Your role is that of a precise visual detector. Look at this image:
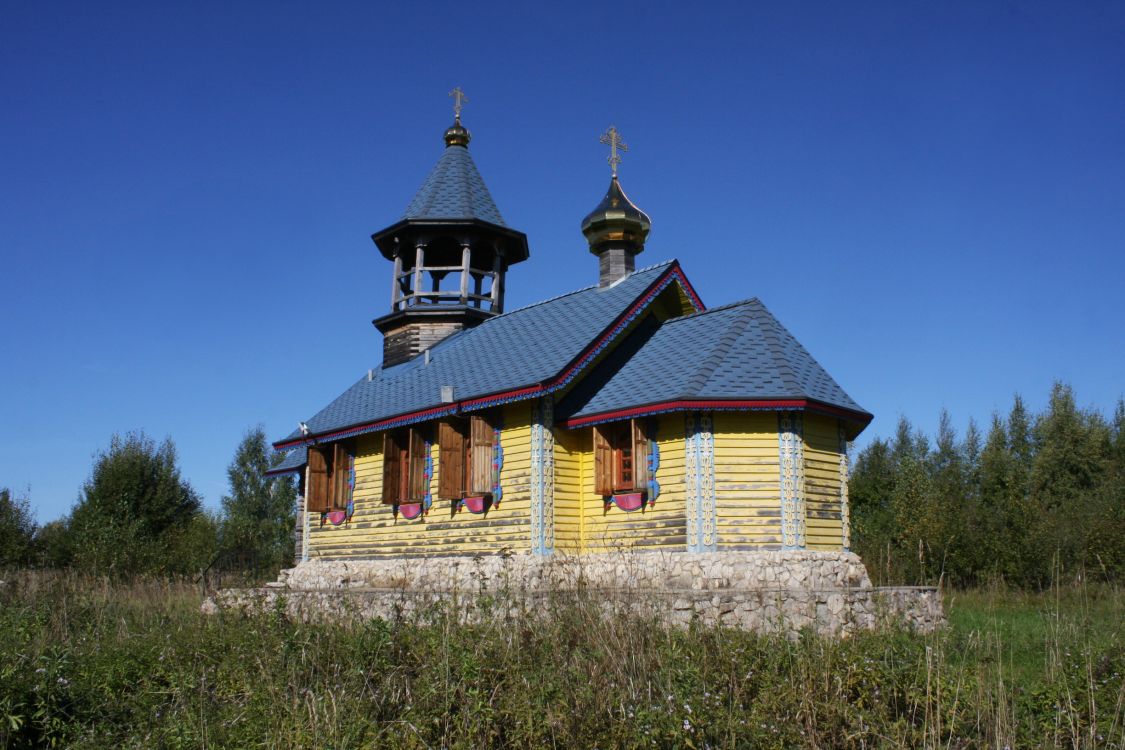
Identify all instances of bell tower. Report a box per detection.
[372,89,530,368]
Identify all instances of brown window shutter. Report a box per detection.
[381,432,401,504]
[307,445,330,513]
[469,413,495,494]
[632,419,650,491]
[593,425,613,496]
[438,419,466,500]
[408,427,428,502]
[331,442,351,510]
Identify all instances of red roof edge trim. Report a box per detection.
[264,465,302,477]
[546,264,705,393]
[274,403,457,450]
[671,265,706,312]
[458,384,545,411]
[561,399,874,429]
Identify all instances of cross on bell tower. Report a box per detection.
[370,92,530,367]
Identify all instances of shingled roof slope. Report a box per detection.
[562,298,870,422]
[401,145,507,226]
[266,445,307,477]
[276,261,681,446]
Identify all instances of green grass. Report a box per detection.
[1,571,1122,749]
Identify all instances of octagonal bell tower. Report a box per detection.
[372,90,529,368]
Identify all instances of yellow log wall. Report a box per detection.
[803,414,844,550]
[303,406,846,557]
[574,416,688,553]
[553,428,584,552]
[712,412,783,548]
[305,402,533,558]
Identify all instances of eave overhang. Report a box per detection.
[561,398,874,439]
[371,217,530,264]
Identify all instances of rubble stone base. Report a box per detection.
[206,551,944,637]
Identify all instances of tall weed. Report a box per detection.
[0,571,1121,748]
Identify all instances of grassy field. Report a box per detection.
[0,572,1122,749]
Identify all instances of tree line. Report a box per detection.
[0,427,296,578]
[850,382,1125,587]
[3,382,1123,587]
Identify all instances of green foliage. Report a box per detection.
[33,519,73,570]
[0,573,1121,748]
[851,382,1125,587]
[66,432,214,576]
[0,488,37,568]
[219,426,297,576]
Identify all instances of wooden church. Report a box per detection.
[268,97,872,561]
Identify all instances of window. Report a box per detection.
[437,413,497,501]
[306,441,353,513]
[380,427,429,504]
[593,419,650,495]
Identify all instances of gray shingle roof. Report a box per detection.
[401,145,507,226]
[560,298,870,422]
[265,445,307,476]
[277,261,681,446]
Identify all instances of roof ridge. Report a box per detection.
[459,148,506,225]
[663,296,762,323]
[368,259,679,376]
[633,258,678,274]
[500,259,676,316]
[682,304,758,397]
[755,301,802,395]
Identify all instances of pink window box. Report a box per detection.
[398,503,424,520]
[612,492,645,512]
[462,495,490,514]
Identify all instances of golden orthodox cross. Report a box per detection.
[600,126,627,178]
[449,87,468,121]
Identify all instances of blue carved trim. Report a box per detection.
[493,412,504,506]
[777,412,805,549]
[423,439,433,514]
[530,398,555,555]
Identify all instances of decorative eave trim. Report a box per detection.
[273,264,704,451]
[560,398,873,430]
[546,264,704,394]
[264,465,302,477]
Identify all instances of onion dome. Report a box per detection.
[443,118,471,148]
[580,176,652,253]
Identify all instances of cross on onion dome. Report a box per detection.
[449,87,469,121]
[599,126,628,178]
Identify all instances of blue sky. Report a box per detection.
[2,1,1123,522]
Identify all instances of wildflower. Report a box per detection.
[683,719,693,732]
[56,677,70,687]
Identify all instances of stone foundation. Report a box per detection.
[207,551,944,637]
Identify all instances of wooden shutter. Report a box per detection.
[593,425,613,496]
[632,419,650,491]
[469,413,495,494]
[408,428,428,502]
[331,442,351,509]
[438,419,466,500]
[381,432,402,504]
[307,445,330,512]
